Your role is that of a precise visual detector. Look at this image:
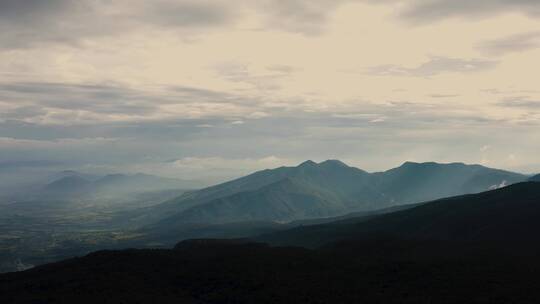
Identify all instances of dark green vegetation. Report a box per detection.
[3,182,540,303]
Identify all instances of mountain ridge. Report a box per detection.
[258,181,540,248]
[143,160,527,228]
[530,174,540,182]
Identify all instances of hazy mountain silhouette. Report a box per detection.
[43,176,93,195]
[40,173,197,199]
[371,161,524,202]
[530,174,540,182]
[145,160,526,226]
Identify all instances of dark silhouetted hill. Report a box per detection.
[2,237,540,304]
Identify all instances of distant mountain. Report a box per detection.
[43,176,92,196]
[259,181,540,248]
[144,160,526,227]
[40,173,199,200]
[530,174,540,182]
[155,178,348,225]
[371,161,525,203]
[47,170,100,183]
[92,173,196,195]
[147,160,381,225]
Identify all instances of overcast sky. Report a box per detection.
[1,0,540,182]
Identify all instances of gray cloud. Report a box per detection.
[497,96,540,109]
[0,0,355,49]
[429,94,460,98]
[0,82,157,119]
[400,0,540,24]
[0,0,236,49]
[212,62,296,92]
[0,81,281,127]
[2,0,540,50]
[138,0,236,28]
[479,31,540,56]
[254,0,351,35]
[367,56,498,77]
[0,0,115,48]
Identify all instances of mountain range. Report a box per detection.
[1,160,533,273]
[258,181,540,248]
[141,160,527,227]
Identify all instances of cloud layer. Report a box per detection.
[1,0,540,180]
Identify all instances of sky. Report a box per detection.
[1,0,540,182]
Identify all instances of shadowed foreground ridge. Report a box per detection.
[3,182,540,303]
[2,239,540,304]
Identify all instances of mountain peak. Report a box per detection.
[530,174,540,182]
[298,160,317,167]
[319,159,349,168]
[400,161,439,167]
[297,159,350,168]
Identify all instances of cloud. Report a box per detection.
[479,31,540,56]
[399,0,540,24]
[259,0,540,31]
[212,61,295,92]
[0,0,365,49]
[0,81,277,125]
[367,56,498,77]
[489,179,508,190]
[497,96,540,109]
[3,0,540,50]
[0,82,158,124]
[0,0,114,48]
[253,0,354,35]
[173,155,292,169]
[0,0,236,49]
[0,136,119,149]
[1,0,392,49]
[0,96,536,180]
[429,94,460,98]
[0,160,61,169]
[140,0,236,28]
